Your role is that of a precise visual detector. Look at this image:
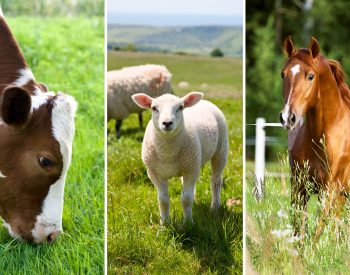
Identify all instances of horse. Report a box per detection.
[280,36,350,239]
[0,8,77,243]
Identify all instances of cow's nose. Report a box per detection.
[47,230,60,243]
[289,113,296,126]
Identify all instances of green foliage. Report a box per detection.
[1,0,104,16]
[211,48,224,57]
[107,52,243,274]
[247,0,350,160]
[0,17,104,273]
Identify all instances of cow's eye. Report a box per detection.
[39,156,53,168]
[281,72,285,79]
[308,74,314,81]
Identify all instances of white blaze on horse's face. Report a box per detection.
[280,61,316,130]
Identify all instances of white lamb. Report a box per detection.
[132,92,229,224]
[107,64,172,138]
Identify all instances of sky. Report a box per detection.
[107,0,243,26]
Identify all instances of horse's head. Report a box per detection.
[280,36,320,130]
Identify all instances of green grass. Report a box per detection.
[107,52,243,274]
[0,17,104,273]
[246,159,350,274]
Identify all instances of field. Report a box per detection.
[0,17,104,272]
[107,51,243,274]
[246,159,350,274]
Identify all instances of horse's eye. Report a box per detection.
[281,72,285,79]
[39,157,53,168]
[151,106,158,112]
[308,74,314,81]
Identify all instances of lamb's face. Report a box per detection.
[132,92,204,135]
[151,94,184,134]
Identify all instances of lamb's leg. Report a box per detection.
[138,113,143,129]
[148,171,170,224]
[181,172,199,224]
[210,153,226,209]
[116,119,122,139]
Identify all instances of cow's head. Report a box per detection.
[0,9,77,243]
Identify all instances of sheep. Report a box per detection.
[107,64,172,139]
[132,92,229,224]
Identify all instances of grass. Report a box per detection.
[0,17,104,273]
[107,52,243,274]
[246,157,350,274]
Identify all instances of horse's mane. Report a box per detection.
[292,49,350,106]
[327,59,350,106]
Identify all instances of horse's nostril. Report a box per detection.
[290,113,296,124]
[279,113,284,124]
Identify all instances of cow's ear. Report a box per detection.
[0,86,31,126]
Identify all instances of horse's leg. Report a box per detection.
[291,174,310,239]
[314,188,346,241]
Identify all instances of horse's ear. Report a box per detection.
[284,35,295,57]
[308,37,320,58]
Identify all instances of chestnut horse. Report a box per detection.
[280,36,350,238]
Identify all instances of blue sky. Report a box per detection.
[107,0,243,26]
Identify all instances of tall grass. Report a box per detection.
[0,17,104,273]
[246,156,350,274]
[107,52,243,274]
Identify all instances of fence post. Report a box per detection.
[255,118,266,199]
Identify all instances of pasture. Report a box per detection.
[246,159,350,274]
[0,17,104,272]
[107,51,243,274]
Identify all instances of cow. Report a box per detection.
[0,8,77,243]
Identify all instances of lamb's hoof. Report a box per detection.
[160,218,171,226]
[181,218,194,230]
[210,205,220,213]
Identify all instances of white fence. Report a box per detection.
[249,118,283,199]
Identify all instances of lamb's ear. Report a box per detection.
[132,93,153,109]
[0,86,31,126]
[308,37,320,58]
[182,92,203,108]
[284,35,295,57]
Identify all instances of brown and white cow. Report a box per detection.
[0,8,77,243]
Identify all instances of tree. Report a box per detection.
[211,48,224,57]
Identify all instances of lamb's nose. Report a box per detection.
[162,121,173,129]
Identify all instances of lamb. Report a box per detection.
[132,92,229,224]
[107,64,172,138]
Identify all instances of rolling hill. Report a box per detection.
[107,25,242,57]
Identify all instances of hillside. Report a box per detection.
[107,25,242,57]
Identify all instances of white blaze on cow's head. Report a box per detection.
[0,8,77,243]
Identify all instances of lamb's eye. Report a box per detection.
[281,72,285,79]
[178,105,184,111]
[151,106,158,112]
[39,156,53,168]
[308,74,314,81]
